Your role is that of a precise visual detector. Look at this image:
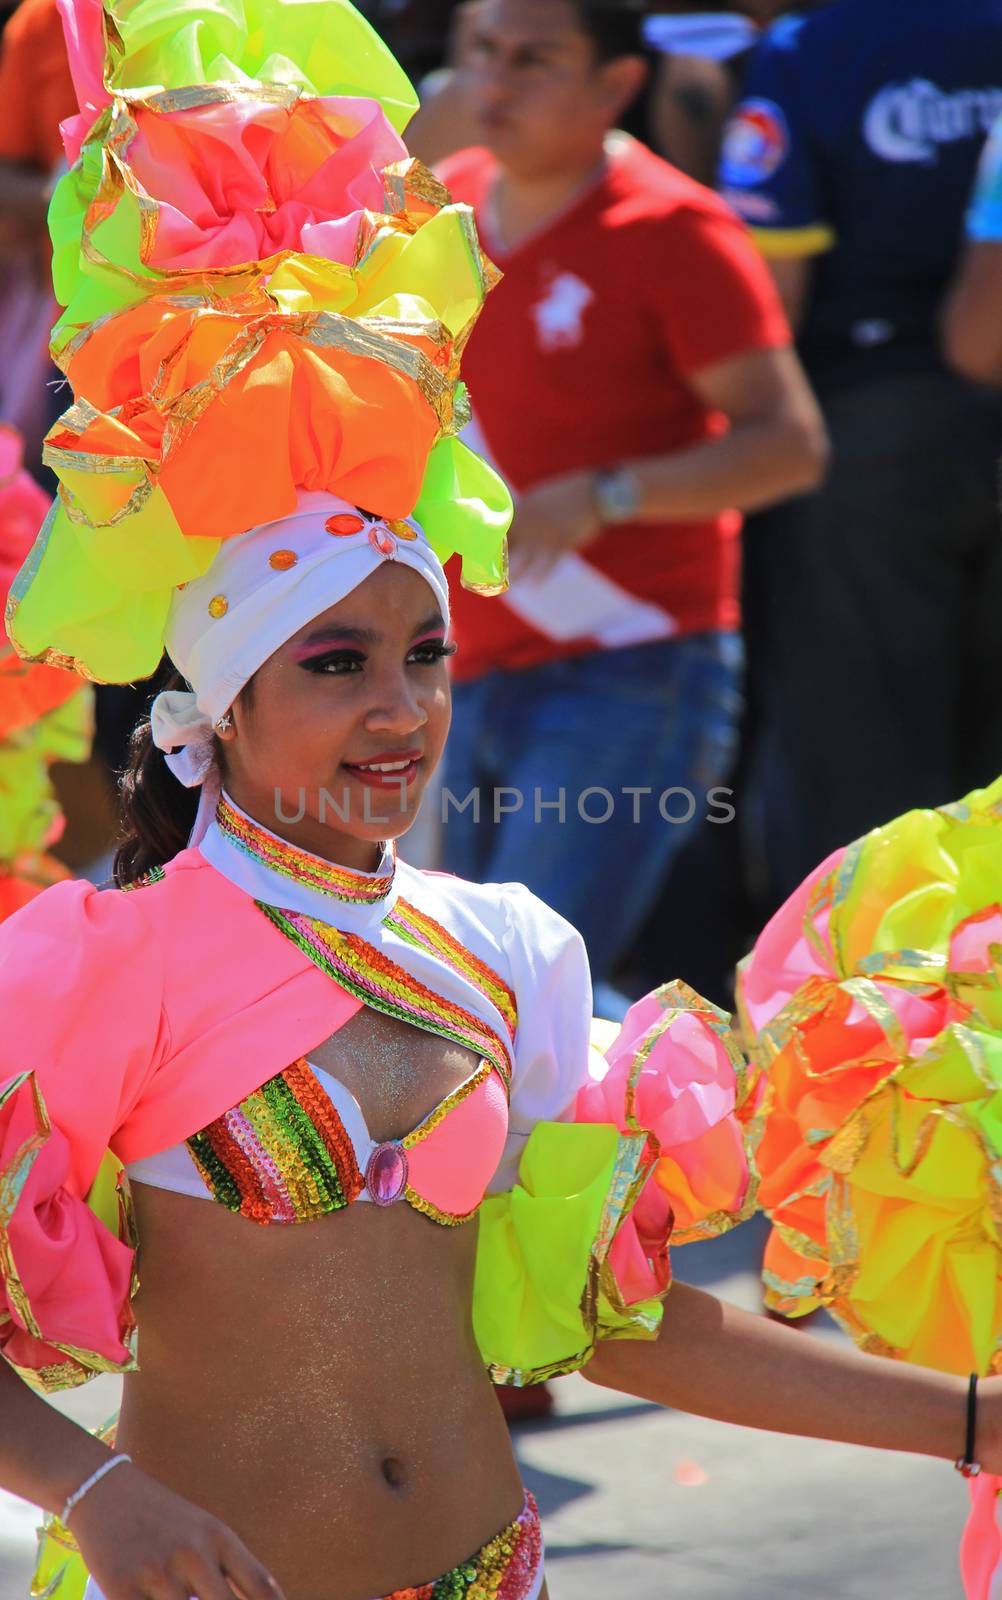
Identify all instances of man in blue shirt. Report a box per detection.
[717,0,1002,907]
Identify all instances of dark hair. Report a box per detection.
[567,0,648,60]
[114,669,202,887]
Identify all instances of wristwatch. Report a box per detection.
[593,466,641,526]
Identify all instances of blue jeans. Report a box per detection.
[442,633,743,988]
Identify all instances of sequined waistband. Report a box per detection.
[380,1491,543,1600]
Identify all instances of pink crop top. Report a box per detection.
[125,1057,510,1227]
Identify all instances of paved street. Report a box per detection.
[0,1217,969,1599]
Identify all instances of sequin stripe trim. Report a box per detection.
[403,1061,492,1148]
[223,1068,357,1220]
[397,1070,484,1211]
[388,899,517,1042]
[403,1187,472,1227]
[186,1062,363,1224]
[258,903,513,1093]
[120,864,165,892]
[383,1492,542,1599]
[284,1057,365,1202]
[188,1117,287,1222]
[216,796,395,904]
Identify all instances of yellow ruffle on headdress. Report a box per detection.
[8,0,511,683]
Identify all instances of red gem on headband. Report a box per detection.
[369,526,395,556]
[325,513,366,536]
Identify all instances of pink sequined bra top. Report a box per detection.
[125,1054,510,1227]
[125,796,516,1226]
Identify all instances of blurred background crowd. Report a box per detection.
[4,0,1002,1020]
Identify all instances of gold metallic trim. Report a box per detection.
[0,1073,139,1394]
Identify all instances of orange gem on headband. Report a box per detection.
[326,513,366,536]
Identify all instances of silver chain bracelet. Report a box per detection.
[61,1454,134,1526]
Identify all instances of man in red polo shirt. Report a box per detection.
[439,0,826,1004]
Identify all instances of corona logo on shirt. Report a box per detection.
[719,98,790,187]
[863,79,1002,164]
[531,271,595,352]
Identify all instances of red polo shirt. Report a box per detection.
[439,137,790,681]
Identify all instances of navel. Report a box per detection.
[381,1455,408,1488]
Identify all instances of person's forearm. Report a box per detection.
[0,1358,114,1514]
[627,414,827,521]
[585,1282,966,1463]
[941,242,1002,386]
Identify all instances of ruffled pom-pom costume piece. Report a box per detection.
[738,775,1002,1367]
[476,981,756,1387]
[0,425,92,917]
[737,776,1002,1598]
[0,1074,137,1393]
[6,0,512,683]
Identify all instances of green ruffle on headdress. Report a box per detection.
[9,0,511,684]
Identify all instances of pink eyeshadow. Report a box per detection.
[287,636,364,662]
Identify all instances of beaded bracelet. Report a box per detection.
[955,1374,981,1478]
[61,1454,134,1525]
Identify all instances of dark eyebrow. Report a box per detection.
[297,624,379,647]
[295,612,446,649]
[411,612,447,638]
[473,25,571,51]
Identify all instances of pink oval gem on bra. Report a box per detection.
[365,1142,409,1206]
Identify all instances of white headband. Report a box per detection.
[150,490,451,804]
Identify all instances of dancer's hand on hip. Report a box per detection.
[69,1460,285,1600]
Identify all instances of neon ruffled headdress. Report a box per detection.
[737,777,1002,1598]
[5,0,512,687]
[0,427,93,920]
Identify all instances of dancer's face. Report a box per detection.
[217,563,453,869]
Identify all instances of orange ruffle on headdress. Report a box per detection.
[7,0,512,684]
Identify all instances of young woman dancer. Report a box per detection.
[2,4,1001,1598]
[3,496,1002,1600]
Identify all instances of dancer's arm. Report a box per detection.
[585,1281,986,1467]
[0,1360,283,1600]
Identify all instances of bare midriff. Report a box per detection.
[118,1010,529,1600]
